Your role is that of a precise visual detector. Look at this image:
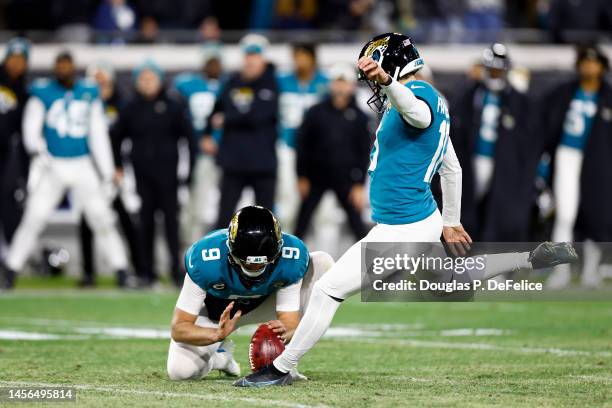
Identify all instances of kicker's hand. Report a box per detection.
[357,57,391,85]
[216,302,242,342]
[443,225,473,256]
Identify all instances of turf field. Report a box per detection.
[0,279,610,407]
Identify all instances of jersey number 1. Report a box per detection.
[424,119,450,183]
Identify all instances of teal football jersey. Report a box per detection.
[30,78,101,158]
[560,88,598,151]
[173,73,219,134]
[369,80,450,225]
[185,229,310,302]
[277,71,329,148]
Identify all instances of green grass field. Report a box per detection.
[0,278,611,407]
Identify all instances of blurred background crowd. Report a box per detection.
[0,0,611,291]
[0,0,610,43]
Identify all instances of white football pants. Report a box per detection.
[315,209,443,299]
[181,155,220,243]
[275,143,300,231]
[548,146,582,287]
[5,156,128,272]
[166,251,334,380]
[273,210,443,373]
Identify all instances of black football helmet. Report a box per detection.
[358,32,424,113]
[227,206,283,283]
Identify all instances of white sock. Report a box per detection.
[467,252,531,281]
[273,283,341,373]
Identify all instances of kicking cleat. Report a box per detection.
[529,242,578,270]
[233,364,293,387]
[217,339,241,377]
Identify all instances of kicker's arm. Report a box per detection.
[382,80,432,129]
[438,139,462,227]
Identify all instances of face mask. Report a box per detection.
[483,70,506,92]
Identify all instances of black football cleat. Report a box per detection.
[233,364,293,387]
[0,263,16,290]
[529,242,579,270]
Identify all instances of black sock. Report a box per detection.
[270,362,288,375]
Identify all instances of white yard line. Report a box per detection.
[569,374,612,383]
[0,380,325,408]
[342,338,612,358]
[0,330,88,341]
[1,317,608,359]
[0,316,168,329]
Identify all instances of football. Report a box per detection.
[248,323,285,371]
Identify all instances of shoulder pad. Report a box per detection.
[278,233,310,283]
[29,78,52,95]
[77,79,100,98]
[184,230,229,289]
[174,72,196,85]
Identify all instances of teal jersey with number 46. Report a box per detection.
[368,80,450,225]
[184,229,310,299]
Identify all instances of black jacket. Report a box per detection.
[0,65,28,152]
[451,81,535,241]
[297,96,372,184]
[538,79,612,241]
[207,64,279,174]
[112,90,193,178]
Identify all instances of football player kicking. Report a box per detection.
[166,205,334,380]
[235,33,578,387]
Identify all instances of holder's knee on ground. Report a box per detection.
[167,340,215,381]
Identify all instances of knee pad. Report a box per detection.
[167,358,210,381]
[309,251,335,275]
[167,341,215,381]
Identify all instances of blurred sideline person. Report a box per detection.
[78,61,143,287]
[451,44,533,242]
[276,43,329,229]
[203,34,280,229]
[538,46,612,288]
[167,206,334,380]
[0,51,129,289]
[294,64,370,241]
[112,60,193,287]
[173,45,223,241]
[0,38,30,248]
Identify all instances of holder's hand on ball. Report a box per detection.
[216,302,242,342]
[267,320,291,343]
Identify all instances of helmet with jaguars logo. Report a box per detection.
[227,206,283,283]
[358,33,424,112]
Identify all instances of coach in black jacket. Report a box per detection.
[0,38,30,245]
[113,60,193,287]
[294,65,370,240]
[538,46,612,242]
[203,34,279,229]
[450,44,534,241]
